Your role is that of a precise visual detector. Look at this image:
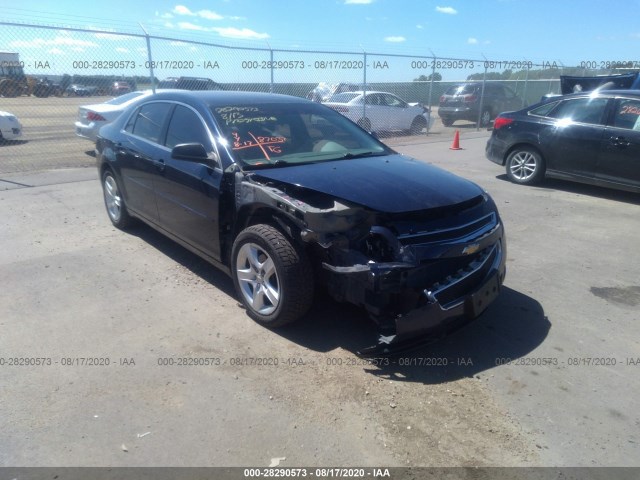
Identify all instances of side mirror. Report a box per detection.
[171,143,219,166]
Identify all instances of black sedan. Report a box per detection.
[486,90,640,193]
[97,91,506,354]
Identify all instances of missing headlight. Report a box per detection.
[364,233,396,262]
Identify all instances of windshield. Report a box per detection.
[211,102,389,169]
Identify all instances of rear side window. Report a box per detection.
[612,99,640,131]
[165,105,210,149]
[529,101,560,117]
[126,102,173,144]
[548,98,608,125]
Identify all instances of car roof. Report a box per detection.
[139,90,315,106]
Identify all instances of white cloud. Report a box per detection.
[172,5,224,20]
[48,48,64,55]
[384,36,406,43]
[211,27,269,39]
[416,24,424,29]
[436,6,458,14]
[467,37,478,44]
[170,41,188,46]
[345,0,374,4]
[173,5,195,16]
[198,9,223,20]
[177,21,208,31]
[115,47,129,53]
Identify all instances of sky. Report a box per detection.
[2,0,640,82]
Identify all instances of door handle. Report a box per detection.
[610,136,631,148]
[155,158,166,172]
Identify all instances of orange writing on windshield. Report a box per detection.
[232,131,286,161]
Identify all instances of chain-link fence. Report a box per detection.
[0,22,628,173]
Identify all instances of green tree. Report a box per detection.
[413,72,442,81]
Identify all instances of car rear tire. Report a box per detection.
[232,224,314,328]
[409,116,427,135]
[102,170,134,229]
[441,118,453,127]
[480,109,492,127]
[506,147,545,185]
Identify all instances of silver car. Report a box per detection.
[75,90,179,142]
[324,91,431,135]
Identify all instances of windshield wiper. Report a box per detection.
[243,159,290,170]
[339,151,388,160]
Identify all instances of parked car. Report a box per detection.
[66,84,97,97]
[112,81,132,96]
[306,82,361,102]
[324,91,430,134]
[0,110,23,142]
[486,90,640,193]
[157,76,224,91]
[75,89,177,142]
[96,91,506,354]
[439,82,523,127]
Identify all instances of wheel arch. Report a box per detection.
[504,142,545,166]
[228,205,305,262]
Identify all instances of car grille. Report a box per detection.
[397,212,496,246]
[426,242,500,307]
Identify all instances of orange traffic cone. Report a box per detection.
[449,130,462,150]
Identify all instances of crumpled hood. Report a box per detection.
[252,154,484,213]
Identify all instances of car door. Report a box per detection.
[381,93,414,130]
[117,102,174,222]
[363,93,389,132]
[540,97,610,179]
[597,97,640,189]
[153,104,224,260]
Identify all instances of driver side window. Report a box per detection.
[165,105,211,150]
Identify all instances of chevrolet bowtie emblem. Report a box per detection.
[462,243,480,255]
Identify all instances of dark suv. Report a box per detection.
[439,82,522,127]
[157,76,224,91]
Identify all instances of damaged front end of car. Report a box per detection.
[236,170,506,356]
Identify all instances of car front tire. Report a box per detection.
[102,170,134,229]
[232,224,314,328]
[409,116,427,135]
[506,147,545,185]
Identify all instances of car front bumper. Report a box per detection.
[323,221,506,355]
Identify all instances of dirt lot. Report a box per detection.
[1,96,639,471]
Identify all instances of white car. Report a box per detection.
[324,91,431,135]
[75,89,177,142]
[0,110,23,141]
